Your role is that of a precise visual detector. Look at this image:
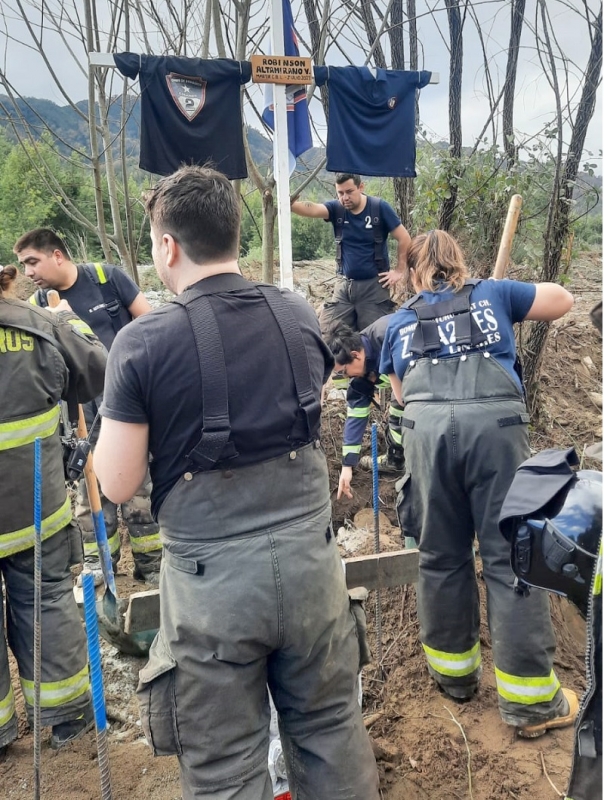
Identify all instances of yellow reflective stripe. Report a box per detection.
[331,376,348,390]
[0,686,15,727]
[21,665,89,708]
[594,540,602,597]
[376,375,390,388]
[83,529,120,557]
[495,668,560,704]
[390,429,402,445]
[347,406,370,419]
[342,445,362,456]
[0,406,60,452]
[0,497,71,558]
[28,294,39,306]
[130,533,162,554]
[69,317,95,337]
[93,263,107,284]
[389,404,405,418]
[423,641,481,677]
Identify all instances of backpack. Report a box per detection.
[334,196,384,275]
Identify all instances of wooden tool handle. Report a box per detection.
[493,194,523,279]
[47,289,61,308]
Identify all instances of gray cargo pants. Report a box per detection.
[320,275,394,335]
[139,443,379,799]
[0,526,91,747]
[76,398,161,579]
[398,354,565,726]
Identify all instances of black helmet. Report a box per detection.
[502,469,602,618]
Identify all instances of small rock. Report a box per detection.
[582,355,595,370]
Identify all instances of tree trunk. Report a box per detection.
[360,0,387,68]
[503,0,526,166]
[391,0,405,223]
[439,0,463,231]
[393,0,418,230]
[83,0,114,265]
[522,7,602,414]
[302,0,330,117]
[262,188,276,284]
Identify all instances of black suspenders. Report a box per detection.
[173,280,320,472]
[403,280,487,356]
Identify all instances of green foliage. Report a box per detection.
[0,121,599,273]
[238,183,336,262]
[573,214,602,247]
[410,138,601,274]
[291,213,333,260]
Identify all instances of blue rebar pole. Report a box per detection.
[371,424,383,668]
[33,437,42,800]
[82,571,113,800]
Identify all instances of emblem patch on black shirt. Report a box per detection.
[166,73,206,120]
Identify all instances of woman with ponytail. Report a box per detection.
[380,229,578,737]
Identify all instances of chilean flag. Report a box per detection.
[262,0,313,173]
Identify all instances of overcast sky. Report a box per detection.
[1,0,601,169]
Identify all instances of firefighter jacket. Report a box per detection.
[0,298,106,557]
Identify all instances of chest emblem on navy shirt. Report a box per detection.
[387,96,397,109]
[166,73,207,121]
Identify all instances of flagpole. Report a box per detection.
[270,0,294,290]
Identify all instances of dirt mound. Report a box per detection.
[2,251,600,799]
[318,249,601,799]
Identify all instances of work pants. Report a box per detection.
[320,276,394,335]
[76,473,162,579]
[76,395,161,579]
[397,354,565,726]
[139,443,379,800]
[0,527,91,747]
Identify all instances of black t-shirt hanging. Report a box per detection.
[114,54,252,179]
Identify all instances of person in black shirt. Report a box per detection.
[14,229,162,586]
[94,165,380,800]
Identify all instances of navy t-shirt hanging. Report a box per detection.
[114,54,252,179]
[314,66,432,178]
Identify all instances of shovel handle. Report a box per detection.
[47,289,61,307]
[493,194,523,279]
[46,289,117,596]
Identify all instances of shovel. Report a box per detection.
[47,290,157,656]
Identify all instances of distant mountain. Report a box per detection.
[0,95,599,206]
[0,94,285,170]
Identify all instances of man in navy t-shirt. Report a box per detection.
[14,228,162,587]
[291,173,410,334]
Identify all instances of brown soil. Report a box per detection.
[2,252,601,799]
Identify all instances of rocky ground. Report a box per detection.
[3,250,601,799]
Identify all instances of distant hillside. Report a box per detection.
[0,94,600,208]
[0,93,310,173]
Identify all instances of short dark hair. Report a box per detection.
[14,228,70,258]
[334,173,361,187]
[144,165,241,264]
[324,323,364,365]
